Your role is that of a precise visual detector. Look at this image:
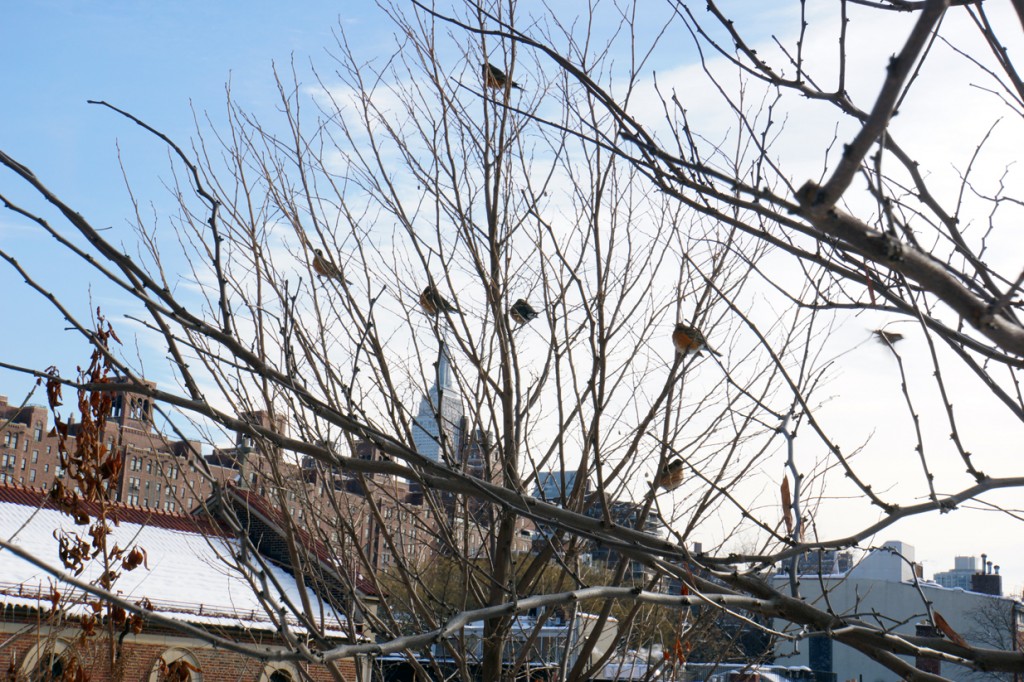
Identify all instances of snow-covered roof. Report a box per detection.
[0,487,351,638]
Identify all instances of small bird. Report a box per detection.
[672,323,720,357]
[483,63,522,91]
[655,458,685,491]
[311,249,350,283]
[874,329,904,345]
[509,299,539,325]
[420,285,458,316]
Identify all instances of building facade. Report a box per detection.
[772,541,1024,682]
[411,342,464,464]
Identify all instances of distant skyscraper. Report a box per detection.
[535,470,584,505]
[934,555,979,591]
[412,342,464,463]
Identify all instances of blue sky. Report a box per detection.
[0,0,704,400]
[1,1,374,399]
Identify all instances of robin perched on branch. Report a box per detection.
[311,249,350,284]
[483,63,522,91]
[655,458,685,491]
[509,299,540,325]
[672,323,720,357]
[420,285,458,316]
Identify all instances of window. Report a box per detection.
[19,639,77,681]
[8,433,18,449]
[148,648,202,682]
[34,423,42,441]
[258,664,294,682]
[3,432,10,447]
[46,445,51,454]
[55,466,65,479]
[146,461,152,474]
[31,450,38,463]
[29,469,36,483]
[43,463,49,473]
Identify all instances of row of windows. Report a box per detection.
[2,449,49,470]
[122,493,178,511]
[0,472,48,489]
[2,421,46,449]
[128,456,181,479]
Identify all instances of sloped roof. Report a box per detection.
[220,485,380,597]
[0,485,351,637]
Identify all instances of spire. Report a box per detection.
[412,340,464,463]
[437,340,453,390]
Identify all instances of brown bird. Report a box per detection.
[874,329,904,345]
[509,299,539,325]
[311,249,350,283]
[483,63,522,91]
[672,323,720,357]
[655,458,685,491]
[420,285,458,316]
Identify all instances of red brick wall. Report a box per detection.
[1,622,361,681]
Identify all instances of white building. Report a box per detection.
[772,541,1023,682]
[934,555,979,590]
[411,342,464,463]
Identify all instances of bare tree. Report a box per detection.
[2,1,1024,681]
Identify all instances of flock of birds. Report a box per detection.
[304,60,920,496]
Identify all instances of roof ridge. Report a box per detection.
[0,482,225,536]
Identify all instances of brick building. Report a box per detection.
[0,387,233,512]
[0,379,533,581]
[0,486,368,681]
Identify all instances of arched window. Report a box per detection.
[259,663,298,682]
[32,652,65,681]
[20,640,74,682]
[148,647,203,682]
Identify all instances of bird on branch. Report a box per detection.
[311,249,350,284]
[509,299,540,325]
[483,63,522,91]
[420,285,458,316]
[655,458,685,491]
[874,329,904,345]
[673,323,720,357]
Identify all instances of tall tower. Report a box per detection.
[412,342,464,463]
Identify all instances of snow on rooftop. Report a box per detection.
[0,499,349,637]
